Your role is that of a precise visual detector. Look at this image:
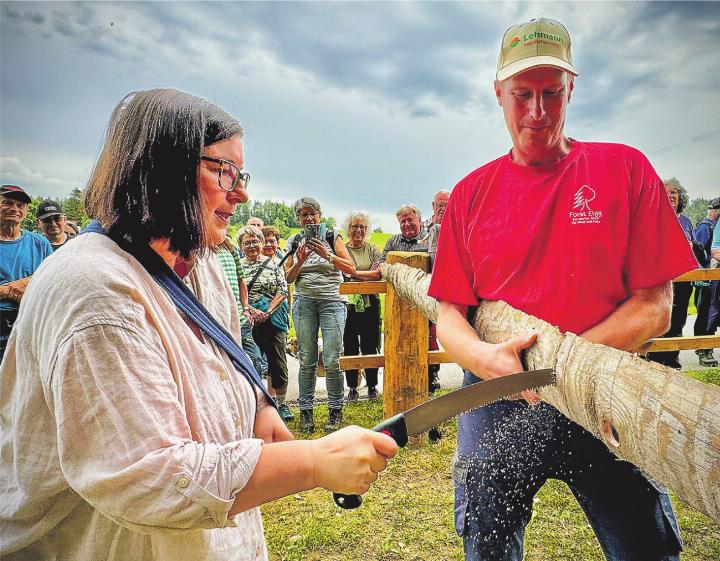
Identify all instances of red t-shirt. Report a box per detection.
[428,141,698,335]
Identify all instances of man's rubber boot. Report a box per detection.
[699,349,719,368]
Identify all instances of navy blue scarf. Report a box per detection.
[84,221,274,406]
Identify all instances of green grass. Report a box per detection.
[261,370,720,561]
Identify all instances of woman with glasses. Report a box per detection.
[260,225,285,261]
[341,211,382,402]
[0,89,396,561]
[238,225,293,422]
[284,197,356,433]
[261,224,293,321]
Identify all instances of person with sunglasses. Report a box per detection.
[0,89,396,561]
[36,199,75,252]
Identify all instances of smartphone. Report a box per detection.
[304,224,320,242]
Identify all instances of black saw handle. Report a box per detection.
[333,413,409,509]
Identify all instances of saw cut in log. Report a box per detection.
[381,261,720,523]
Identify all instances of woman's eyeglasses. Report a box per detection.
[201,156,250,193]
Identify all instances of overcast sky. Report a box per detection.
[1,1,718,231]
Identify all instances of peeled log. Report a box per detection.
[381,261,720,523]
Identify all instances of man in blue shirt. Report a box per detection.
[693,197,720,366]
[0,185,52,361]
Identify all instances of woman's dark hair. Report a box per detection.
[84,88,243,259]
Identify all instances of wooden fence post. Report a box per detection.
[383,251,430,420]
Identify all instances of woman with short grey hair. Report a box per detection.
[285,197,356,432]
[342,211,383,402]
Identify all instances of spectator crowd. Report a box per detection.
[2,181,718,421]
[0,182,720,404]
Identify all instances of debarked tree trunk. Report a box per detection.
[382,262,720,523]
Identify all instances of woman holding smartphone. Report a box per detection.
[284,197,356,433]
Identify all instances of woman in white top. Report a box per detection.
[0,88,397,561]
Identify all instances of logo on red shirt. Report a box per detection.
[570,185,603,224]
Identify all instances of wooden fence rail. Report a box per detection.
[338,259,720,429]
[339,265,720,377]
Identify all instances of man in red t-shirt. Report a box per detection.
[428,18,695,561]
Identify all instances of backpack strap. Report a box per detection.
[325,228,338,255]
[247,257,273,293]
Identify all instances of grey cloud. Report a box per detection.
[1,4,21,22]
[690,129,720,144]
[566,2,720,132]
[237,2,500,113]
[52,17,76,38]
[26,11,45,25]
[409,106,438,119]
[2,1,718,127]
[1,2,502,116]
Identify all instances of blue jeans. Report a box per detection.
[292,296,347,410]
[257,350,268,375]
[454,370,682,561]
[241,321,263,377]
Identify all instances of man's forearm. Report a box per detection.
[438,283,672,378]
[580,282,672,352]
[0,276,32,302]
[437,301,500,379]
[436,300,537,384]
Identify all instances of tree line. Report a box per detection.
[230,200,336,237]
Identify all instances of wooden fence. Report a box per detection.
[338,252,720,418]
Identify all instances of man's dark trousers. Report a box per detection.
[454,370,682,561]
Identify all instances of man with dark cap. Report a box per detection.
[693,197,720,366]
[0,185,52,360]
[429,17,691,561]
[36,199,75,252]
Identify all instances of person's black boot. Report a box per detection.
[300,409,315,432]
[367,386,379,401]
[346,388,359,403]
[429,370,441,394]
[324,408,343,432]
[699,349,719,367]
